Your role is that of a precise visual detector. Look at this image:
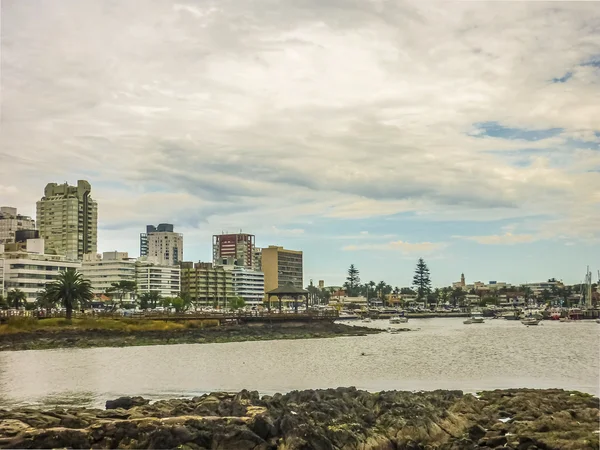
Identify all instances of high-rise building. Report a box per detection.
[81,252,137,300]
[253,247,262,271]
[0,207,36,245]
[0,237,81,301]
[36,180,97,260]
[261,245,303,292]
[180,262,234,307]
[140,223,183,265]
[135,259,181,298]
[213,232,255,268]
[225,266,265,306]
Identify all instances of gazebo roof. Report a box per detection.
[266,284,308,295]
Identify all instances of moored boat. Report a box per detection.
[338,311,360,320]
[464,312,485,324]
[389,315,408,324]
[521,317,540,326]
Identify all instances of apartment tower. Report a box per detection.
[0,207,36,245]
[36,180,97,260]
[140,223,183,266]
[261,245,303,292]
[213,232,255,268]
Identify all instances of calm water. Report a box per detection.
[0,318,598,409]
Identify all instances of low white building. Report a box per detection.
[225,266,265,306]
[81,252,137,301]
[0,238,81,302]
[135,258,181,298]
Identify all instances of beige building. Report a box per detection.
[81,252,137,299]
[261,245,303,292]
[180,262,234,308]
[140,224,183,266]
[0,207,36,245]
[36,180,97,260]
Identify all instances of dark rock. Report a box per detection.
[486,435,508,447]
[105,396,149,410]
[468,424,487,440]
[250,414,277,440]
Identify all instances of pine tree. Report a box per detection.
[412,258,432,301]
[344,264,361,297]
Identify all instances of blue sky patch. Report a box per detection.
[552,72,572,83]
[471,122,563,141]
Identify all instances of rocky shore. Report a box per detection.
[0,322,383,352]
[0,388,597,449]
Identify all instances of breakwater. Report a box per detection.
[0,388,597,449]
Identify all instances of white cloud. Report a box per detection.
[343,240,445,254]
[270,226,305,236]
[457,232,537,245]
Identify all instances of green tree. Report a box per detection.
[7,289,27,309]
[106,280,137,309]
[450,287,465,307]
[45,269,93,320]
[0,294,8,310]
[344,264,361,297]
[400,287,415,295]
[540,289,552,303]
[480,296,497,306]
[36,289,57,313]
[170,297,191,313]
[229,296,246,310]
[138,291,161,310]
[412,258,432,301]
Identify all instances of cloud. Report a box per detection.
[1,0,599,256]
[270,226,305,236]
[456,232,537,245]
[343,240,445,254]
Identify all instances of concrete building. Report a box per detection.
[135,259,181,298]
[253,247,262,271]
[81,252,137,300]
[180,262,234,307]
[261,245,303,292]
[0,207,36,245]
[0,238,81,301]
[225,266,265,306]
[36,180,97,260]
[213,233,255,269]
[140,224,183,266]
[524,280,563,296]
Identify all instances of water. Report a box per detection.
[0,318,598,409]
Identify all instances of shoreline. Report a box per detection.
[0,388,597,449]
[0,322,385,352]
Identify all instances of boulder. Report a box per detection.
[105,396,149,410]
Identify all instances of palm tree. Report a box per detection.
[36,289,57,314]
[45,269,93,320]
[7,289,27,309]
[0,293,8,310]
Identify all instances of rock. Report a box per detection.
[249,414,277,440]
[0,419,29,436]
[105,396,149,410]
[468,424,487,440]
[486,435,508,447]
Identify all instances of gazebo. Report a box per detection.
[265,284,309,313]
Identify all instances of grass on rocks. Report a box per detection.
[0,317,220,334]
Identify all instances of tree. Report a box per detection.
[400,287,415,295]
[170,296,191,313]
[36,289,57,314]
[0,294,7,310]
[412,258,432,301]
[106,280,137,309]
[7,289,27,309]
[343,265,361,297]
[45,269,93,320]
[138,291,161,310]
[450,287,465,307]
[229,296,246,310]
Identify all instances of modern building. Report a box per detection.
[225,266,265,306]
[81,252,137,300]
[213,232,255,269]
[140,224,183,266]
[180,262,234,307]
[135,259,181,298]
[253,247,262,271]
[523,280,563,296]
[0,238,81,301]
[0,207,36,245]
[36,180,97,260]
[261,245,303,292]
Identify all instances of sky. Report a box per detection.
[1,0,599,288]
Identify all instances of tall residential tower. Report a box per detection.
[36,180,97,260]
[0,207,36,245]
[261,245,303,292]
[213,232,255,268]
[140,223,183,266]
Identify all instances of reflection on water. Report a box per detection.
[0,318,598,409]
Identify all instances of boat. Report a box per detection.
[559,317,572,323]
[500,310,519,320]
[362,317,372,323]
[338,311,360,320]
[521,317,540,326]
[389,315,408,324]
[596,318,600,324]
[464,312,485,324]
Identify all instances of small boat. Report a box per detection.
[464,312,485,324]
[521,317,540,326]
[389,315,408,324]
[362,317,372,323]
[338,311,360,320]
[596,318,600,324]
[388,327,402,334]
[559,317,572,323]
[500,310,519,320]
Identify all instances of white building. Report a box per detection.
[225,266,265,306]
[0,238,81,302]
[140,224,183,266]
[0,207,36,245]
[523,280,563,296]
[135,259,181,298]
[81,252,137,301]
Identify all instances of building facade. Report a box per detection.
[81,252,137,300]
[213,233,255,269]
[225,266,265,306]
[135,260,181,298]
[140,224,183,266]
[36,180,98,260]
[181,262,234,307]
[261,245,303,292]
[0,207,36,245]
[0,238,81,301]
